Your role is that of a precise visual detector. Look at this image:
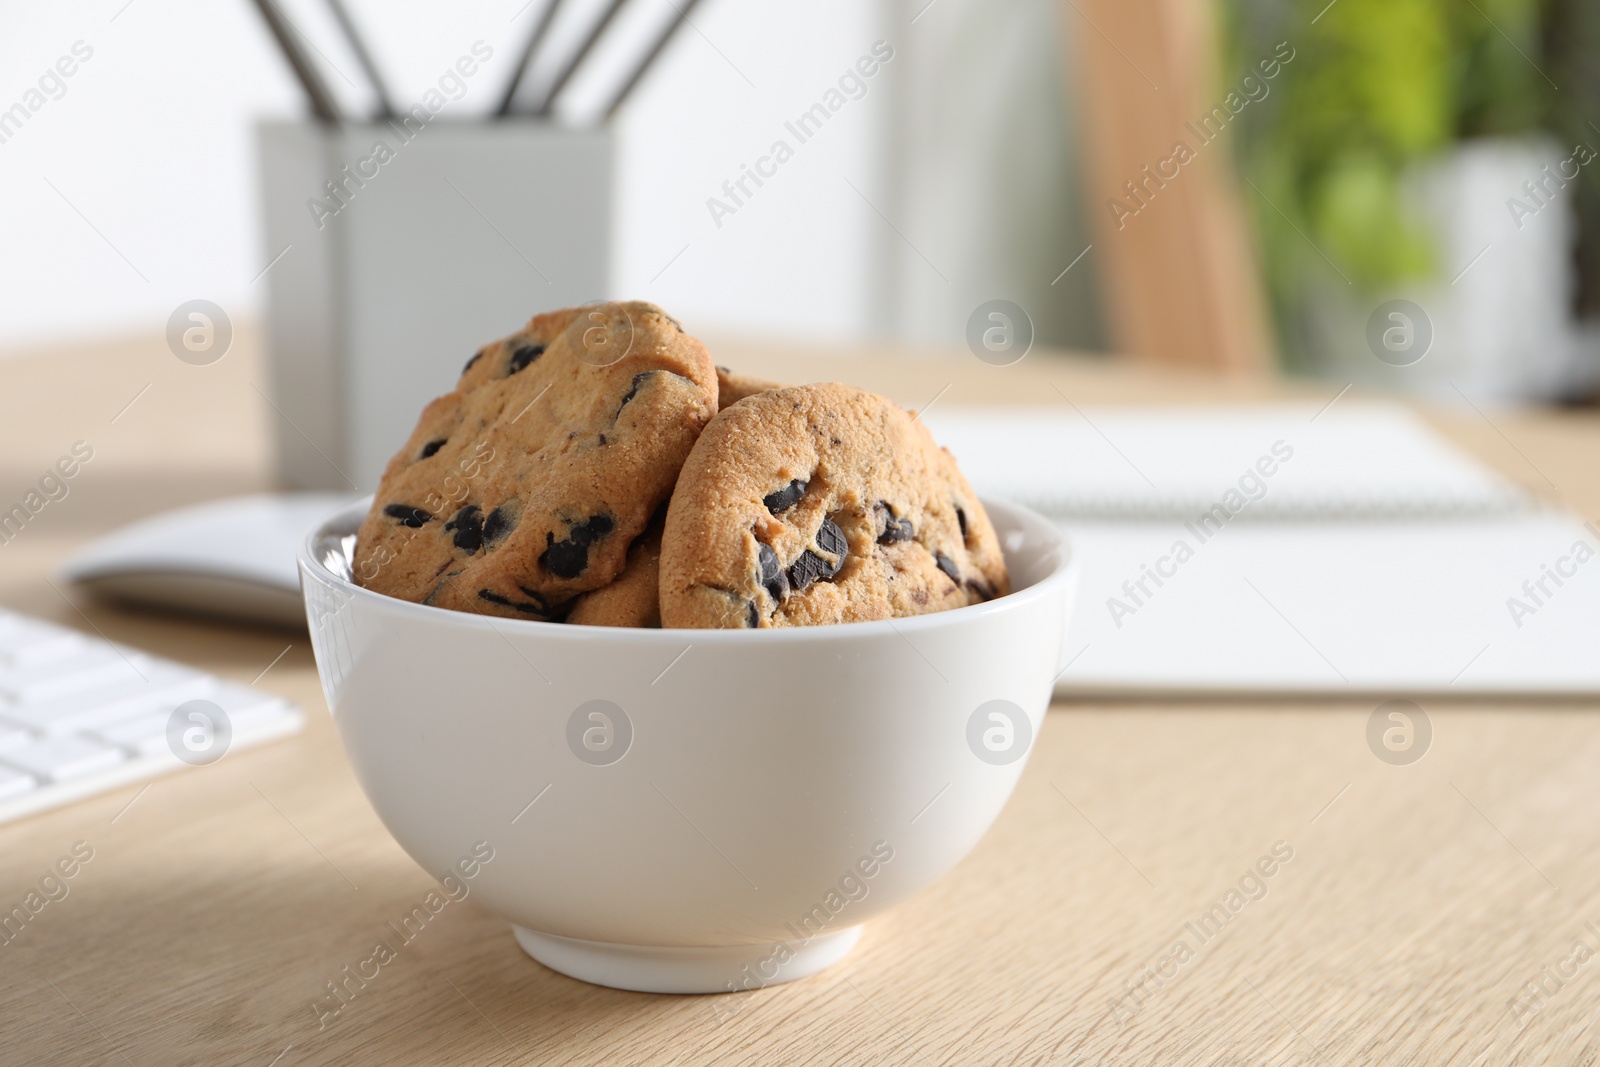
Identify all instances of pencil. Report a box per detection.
[602,0,703,119]
[250,0,342,124]
[324,0,396,119]
[533,0,628,117]
[496,0,566,117]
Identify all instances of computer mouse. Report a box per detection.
[60,493,360,629]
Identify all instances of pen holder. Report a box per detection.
[256,120,614,491]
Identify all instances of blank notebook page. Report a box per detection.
[921,405,1598,695]
[919,405,1530,519]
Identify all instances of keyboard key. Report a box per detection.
[0,767,35,801]
[0,625,89,670]
[0,611,67,638]
[0,645,148,703]
[97,712,173,757]
[0,609,304,825]
[0,724,31,751]
[0,664,216,736]
[99,690,296,756]
[0,735,126,783]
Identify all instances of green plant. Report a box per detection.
[1222,0,1558,362]
[1541,0,1600,317]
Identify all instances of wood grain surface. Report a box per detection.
[0,328,1596,1066]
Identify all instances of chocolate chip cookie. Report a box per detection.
[353,302,717,619]
[658,383,1009,628]
[715,366,785,410]
[558,366,784,627]
[564,520,663,627]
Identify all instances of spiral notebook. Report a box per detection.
[923,405,1600,695]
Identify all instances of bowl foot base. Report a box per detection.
[511,924,863,994]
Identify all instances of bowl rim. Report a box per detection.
[299,495,1074,645]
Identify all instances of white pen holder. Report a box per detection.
[256,120,614,491]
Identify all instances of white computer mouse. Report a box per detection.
[60,493,360,628]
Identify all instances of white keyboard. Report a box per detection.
[0,609,304,824]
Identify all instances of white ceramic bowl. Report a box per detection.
[299,497,1076,994]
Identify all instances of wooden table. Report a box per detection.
[1,328,1597,1066]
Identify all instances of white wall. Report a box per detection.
[890,0,1102,352]
[606,1,895,341]
[0,0,1096,353]
[0,0,292,348]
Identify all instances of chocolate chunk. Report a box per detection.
[763,479,807,514]
[745,600,760,627]
[615,371,655,419]
[580,514,616,539]
[956,506,969,539]
[419,438,446,459]
[462,349,483,374]
[788,552,830,590]
[715,364,730,374]
[816,516,847,558]
[508,343,545,374]
[936,552,961,583]
[515,585,559,613]
[383,504,432,528]
[540,514,615,579]
[445,505,484,552]
[757,541,789,602]
[875,502,914,544]
[965,578,995,601]
[542,541,585,579]
[788,518,847,591]
[479,589,553,615]
[422,571,461,606]
[483,505,517,545]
